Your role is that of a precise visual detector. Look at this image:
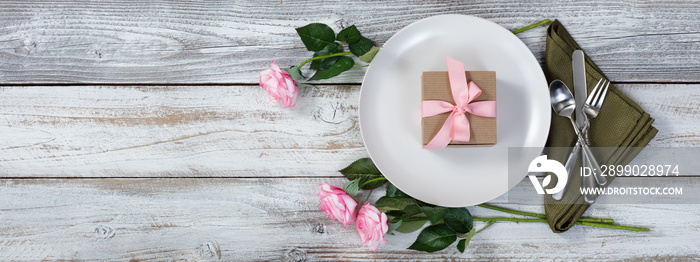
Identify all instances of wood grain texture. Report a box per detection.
[0,84,696,177]
[0,85,365,177]
[1,0,700,84]
[1,177,699,261]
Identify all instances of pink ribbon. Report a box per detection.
[421,56,497,149]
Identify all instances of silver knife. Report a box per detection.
[582,150,598,204]
[572,50,597,203]
[573,50,587,130]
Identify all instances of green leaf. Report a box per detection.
[297,83,319,90]
[395,219,428,234]
[460,228,476,252]
[336,25,362,44]
[444,208,474,234]
[308,56,354,81]
[404,205,424,217]
[386,220,402,235]
[385,183,408,198]
[421,206,448,225]
[338,158,386,189]
[349,37,374,57]
[309,42,342,70]
[295,23,336,51]
[408,224,457,253]
[311,56,340,71]
[415,200,432,208]
[381,184,422,216]
[358,46,381,63]
[284,66,303,81]
[457,239,466,253]
[374,196,418,211]
[385,210,405,220]
[342,179,360,197]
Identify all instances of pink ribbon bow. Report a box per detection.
[421,56,497,149]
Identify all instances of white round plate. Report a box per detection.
[359,15,550,207]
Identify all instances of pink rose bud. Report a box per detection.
[259,61,298,108]
[318,182,358,228]
[355,204,389,252]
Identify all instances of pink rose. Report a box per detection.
[318,182,357,228]
[259,61,297,108]
[355,204,389,252]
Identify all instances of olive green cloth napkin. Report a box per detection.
[543,20,658,233]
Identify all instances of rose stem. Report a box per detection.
[364,189,374,204]
[474,220,496,235]
[472,217,649,232]
[511,19,551,34]
[477,204,614,224]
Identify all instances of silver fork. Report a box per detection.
[583,79,611,141]
[580,79,610,203]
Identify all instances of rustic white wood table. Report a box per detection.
[1,1,699,261]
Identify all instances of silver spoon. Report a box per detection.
[549,80,599,204]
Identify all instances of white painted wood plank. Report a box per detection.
[1,0,699,83]
[0,177,698,261]
[626,84,700,147]
[0,84,696,177]
[0,84,366,177]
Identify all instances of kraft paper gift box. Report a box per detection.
[421,71,497,147]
